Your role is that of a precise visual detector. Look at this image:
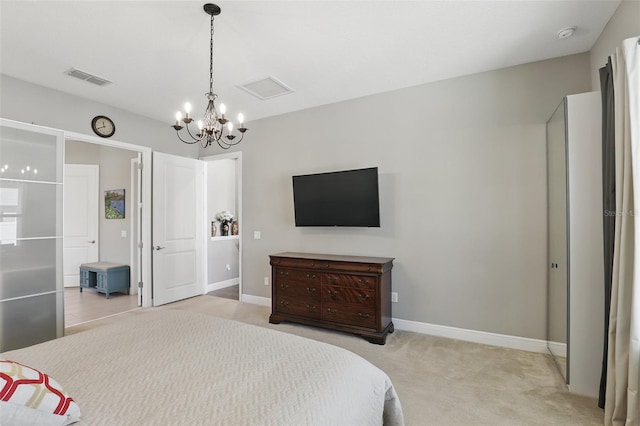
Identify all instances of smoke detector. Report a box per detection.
[557,27,576,39]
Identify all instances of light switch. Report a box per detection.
[253,231,261,240]
[121,230,127,238]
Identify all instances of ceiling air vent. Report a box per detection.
[238,76,293,100]
[65,67,112,86]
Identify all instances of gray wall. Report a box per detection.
[589,0,640,90]
[0,74,198,158]
[234,53,591,340]
[65,140,138,265]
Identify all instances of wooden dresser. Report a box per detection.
[269,252,395,344]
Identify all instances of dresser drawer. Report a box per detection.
[275,268,321,284]
[323,286,375,306]
[326,262,380,273]
[271,257,329,270]
[323,303,376,328]
[275,296,321,319]
[276,280,320,299]
[323,273,376,290]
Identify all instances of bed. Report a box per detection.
[1,309,404,425]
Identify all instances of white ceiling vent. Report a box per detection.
[65,67,112,86]
[238,76,293,100]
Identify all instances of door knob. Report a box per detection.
[154,245,165,251]
[88,240,96,244]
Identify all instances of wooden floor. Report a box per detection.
[64,287,140,327]
[65,284,237,327]
[207,284,239,300]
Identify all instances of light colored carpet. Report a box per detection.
[66,295,603,425]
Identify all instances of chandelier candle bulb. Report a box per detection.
[227,122,233,132]
[238,113,244,126]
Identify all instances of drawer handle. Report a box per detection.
[358,278,369,285]
[358,313,370,319]
[306,304,318,311]
[280,271,289,277]
[280,284,289,290]
[305,273,317,280]
[328,276,337,283]
[306,287,316,293]
[280,300,289,306]
[327,290,338,297]
[327,308,337,314]
[358,293,370,300]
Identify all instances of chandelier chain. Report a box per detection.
[209,13,214,94]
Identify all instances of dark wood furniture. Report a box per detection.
[269,252,395,344]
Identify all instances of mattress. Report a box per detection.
[1,309,404,425]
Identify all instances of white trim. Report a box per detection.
[210,235,240,241]
[206,277,239,293]
[547,341,567,358]
[241,294,271,307]
[201,151,243,302]
[63,131,153,308]
[236,293,559,354]
[392,318,551,353]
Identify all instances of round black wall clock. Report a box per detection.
[91,115,116,138]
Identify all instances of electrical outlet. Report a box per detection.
[391,292,398,303]
[254,231,261,240]
[226,264,231,271]
[264,276,269,286]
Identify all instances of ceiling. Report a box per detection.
[0,1,620,126]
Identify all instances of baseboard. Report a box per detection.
[392,318,551,354]
[206,278,239,293]
[236,295,555,353]
[547,341,567,358]
[241,294,271,307]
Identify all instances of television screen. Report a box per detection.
[292,167,380,227]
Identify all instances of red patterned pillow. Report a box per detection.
[0,360,81,425]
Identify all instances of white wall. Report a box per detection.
[230,53,591,341]
[65,140,138,265]
[589,0,640,90]
[207,159,239,284]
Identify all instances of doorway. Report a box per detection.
[63,134,152,326]
[202,152,242,301]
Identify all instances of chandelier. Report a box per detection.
[172,3,247,149]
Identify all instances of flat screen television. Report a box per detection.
[292,167,380,227]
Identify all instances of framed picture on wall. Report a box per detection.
[105,189,125,219]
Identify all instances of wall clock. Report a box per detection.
[91,115,116,138]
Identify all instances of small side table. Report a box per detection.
[79,262,130,299]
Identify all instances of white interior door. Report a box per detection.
[152,152,204,306]
[63,164,99,287]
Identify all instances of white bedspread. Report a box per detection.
[2,309,404,425]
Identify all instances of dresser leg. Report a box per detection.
[367,335,387,345]
[269,313,284,324]
[389,323,395,334]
